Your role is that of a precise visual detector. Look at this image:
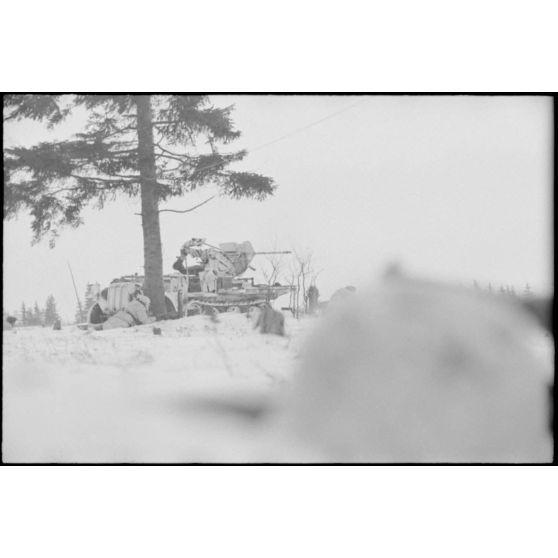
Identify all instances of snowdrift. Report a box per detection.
[3,279,554,463]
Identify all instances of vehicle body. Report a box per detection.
[87,239,293,324]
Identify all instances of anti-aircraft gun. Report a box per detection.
[173,238,293,315]
[86,239,293,324]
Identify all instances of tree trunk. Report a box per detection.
[135,95,166,318]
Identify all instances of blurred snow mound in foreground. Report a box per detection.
[3,279,554,463]
[3,313,313,462]
[285,276,553,463]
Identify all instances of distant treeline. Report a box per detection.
[472,281,534,297]
[15,295,60,327]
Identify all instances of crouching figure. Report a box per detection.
[100,294,155,330]
[254,304,285,336]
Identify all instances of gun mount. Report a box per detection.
[172,238,293,315]
[175,238,290,277]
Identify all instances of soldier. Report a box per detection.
[172,256,188,275]
[100,294,155,330]
[200,268,217,292]
[173,250,205,276]
[307,285,320,315]
[254,304,285,336]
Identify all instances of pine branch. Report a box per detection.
[154,143,191,160]
[159,195,216,213]
[70,174,138,184]
[5,94,276,247]
[48,185,106,196]
[158,164,183,173]
[3,94,70,126]
[155,152,187,163]
[134,195,216,216]
[106,148,138,155]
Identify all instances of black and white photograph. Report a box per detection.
[1,0,557,553]
[2,93,553,464]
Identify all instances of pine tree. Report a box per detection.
[27,303,35,325]
[44,294,60,325]
[523,283,533,298]
[20,302,28,326]
[31,301,43,326]
[75,301,86,324]
[487,282,493,294]
[4,95,276,316]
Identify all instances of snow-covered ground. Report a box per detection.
[3,301,554,463]
[2,313,317,463]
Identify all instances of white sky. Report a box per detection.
[3,95,553,320]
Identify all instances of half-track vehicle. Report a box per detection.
[87,239,292,324]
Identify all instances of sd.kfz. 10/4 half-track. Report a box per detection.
[87,239,293,324]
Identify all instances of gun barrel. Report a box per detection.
[219,250,291,255]
[253,251,292,255]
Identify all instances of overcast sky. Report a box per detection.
[3,95,553,321]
